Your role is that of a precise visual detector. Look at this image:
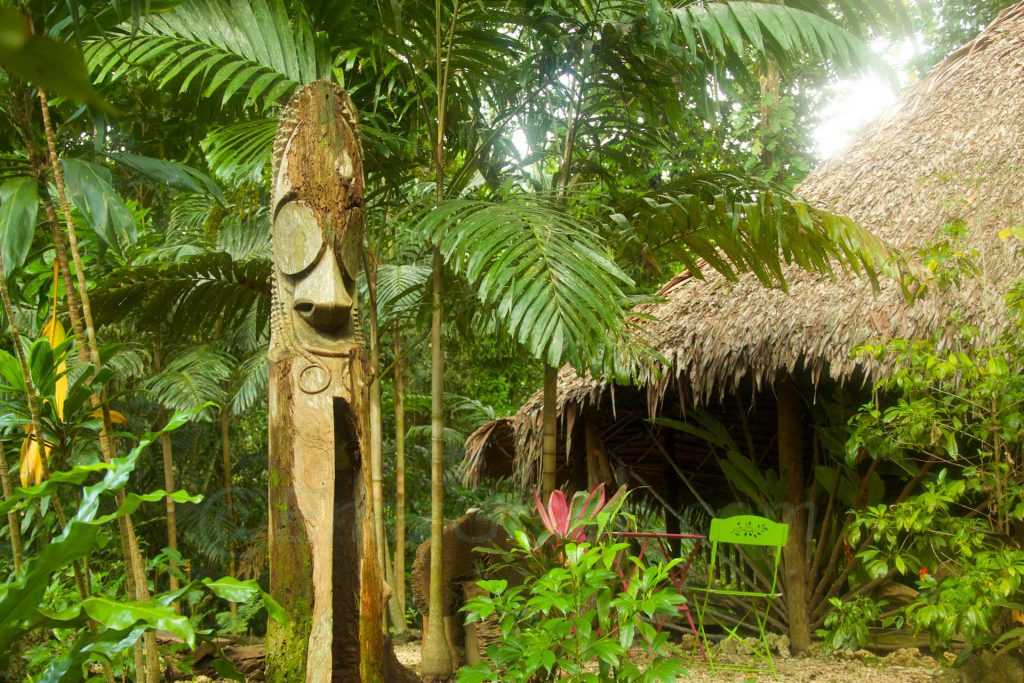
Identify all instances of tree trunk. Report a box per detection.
[0,441,22,574]
[777,377,811,653]
[365,255,387,575]
[153,345,180,601]
[541,364,558,498]
[0,261,26,573]
[422,2,454,674]
[421,247,453,678]
[160,431,180,592]
[393,330,408,626]
[220,408,238,617]
[39,88,160,683]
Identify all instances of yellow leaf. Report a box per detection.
[90,408,128,425]
[19,431,49,487]
[41,316,68,420]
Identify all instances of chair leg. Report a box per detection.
[682,605,706,661]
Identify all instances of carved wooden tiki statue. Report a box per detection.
[266,81,385,682]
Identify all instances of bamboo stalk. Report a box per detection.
[220,408,237,617]
[393,328,408,624]
[153,345,180,603]
[365,253,387,574]
[38,89,160,683]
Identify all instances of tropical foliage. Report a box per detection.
[0,0,1009,679]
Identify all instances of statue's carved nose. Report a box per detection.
[291,248,353,332]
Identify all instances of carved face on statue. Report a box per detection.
[270,82,364,357]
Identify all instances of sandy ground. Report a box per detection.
[391,638,943,682]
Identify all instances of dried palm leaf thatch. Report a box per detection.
[463,2,1024,488]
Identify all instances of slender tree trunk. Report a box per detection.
[220,408,238,617]
[160,430,180,585]
[153,345,180,601]
[0,264,26,574]
[422,1,455,677]
[541,364,558,498]
[393,330,407,620]
[383,526,407,636]
[39,88,161,683]
[777,377,811,653]
[365,255,387,574]
[41,205,118,683]
[422,247,453,678]
[0,441,22,575]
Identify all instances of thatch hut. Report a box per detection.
[461,3,1024,652]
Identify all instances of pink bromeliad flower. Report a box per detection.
[534,483,618,544]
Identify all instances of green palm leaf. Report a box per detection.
[618,187,895,291]
[673,1,886,73]
[85,0,329,111]
[229,351,268,415]
[92,252,271,334]
[200,119,276,184]
[144,344,233,417]
[375,263,431,324]
[415,198,635,368]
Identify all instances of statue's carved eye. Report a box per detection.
[273,201,325,276]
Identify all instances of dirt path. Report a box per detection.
[390,640,942,682]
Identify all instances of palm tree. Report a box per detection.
[81,0,913,673]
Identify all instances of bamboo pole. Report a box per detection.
[393,329,408,624]
[38,89,160,683]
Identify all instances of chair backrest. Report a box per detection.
[708,515,788,548]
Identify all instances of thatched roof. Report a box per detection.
[459,3,1024,486]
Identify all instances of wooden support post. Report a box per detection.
[541,364,558,498]
[568,409,588,493]
[777,377,811,653]
[584,415,614,490]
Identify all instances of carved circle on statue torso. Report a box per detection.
[298,363,331,394]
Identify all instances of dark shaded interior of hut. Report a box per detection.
[462,364,942,653]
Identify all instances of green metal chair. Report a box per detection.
[692,515,788,677]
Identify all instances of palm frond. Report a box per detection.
[673,2,885,74]
[92,252,271,336]
[618,187,896,290]
[144,344,234,416]
[229,350,268,415]
[415,198,635,368]
[85,0,329,111]
[374,262,431,324]
[200,119,276,185]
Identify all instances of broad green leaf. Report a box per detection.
[0,8,111,111]
[106,152,225,204]
[60,159,136,251]
[201,576,261,603]
[0,177,38,274]
[80,597,195,648]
